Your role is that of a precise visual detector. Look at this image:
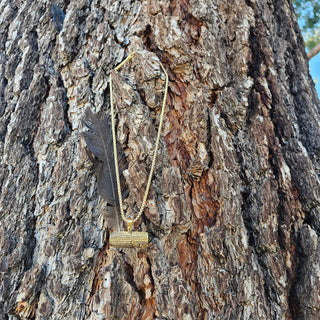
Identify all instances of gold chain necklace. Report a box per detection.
[109,52,168,248]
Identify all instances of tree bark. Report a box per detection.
[1,0,320,319]
[307,41,320,60]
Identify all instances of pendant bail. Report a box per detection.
[127,220,134,232]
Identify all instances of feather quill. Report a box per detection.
[82,109,128,230]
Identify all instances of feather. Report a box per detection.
[82,109,128,230]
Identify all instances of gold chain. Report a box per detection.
[109,52,168,232]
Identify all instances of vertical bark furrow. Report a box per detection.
[244,0,320,319]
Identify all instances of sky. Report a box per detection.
[309,54,320,97]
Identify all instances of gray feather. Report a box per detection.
[82,109,128,229]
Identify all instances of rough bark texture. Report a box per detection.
[1,0,320,319]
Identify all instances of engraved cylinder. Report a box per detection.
[109,231,149,248]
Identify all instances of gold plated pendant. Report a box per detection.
[109,231,149,248]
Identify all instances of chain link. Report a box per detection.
[109,52,168,232]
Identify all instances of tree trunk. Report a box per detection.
[1,0,320,319]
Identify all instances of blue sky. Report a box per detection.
[309,54,320,96]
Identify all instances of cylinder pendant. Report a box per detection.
[109,231,149,248]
